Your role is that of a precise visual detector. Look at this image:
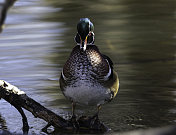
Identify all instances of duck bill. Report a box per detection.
[80,36,87,51]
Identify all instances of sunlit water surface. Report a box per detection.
[0,0,176,134]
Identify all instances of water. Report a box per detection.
[0,0,176,134]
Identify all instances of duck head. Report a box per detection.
[76,18,94,51]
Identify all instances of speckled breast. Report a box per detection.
[60,45,112,105]
[62,45,110,86]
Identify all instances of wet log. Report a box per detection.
[0,80,108,134]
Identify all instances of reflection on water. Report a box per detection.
[0,0,176,134]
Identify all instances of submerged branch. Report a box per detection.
[0,80,108,133]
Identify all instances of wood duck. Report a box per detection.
[60,18,119,120]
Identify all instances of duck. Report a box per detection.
[59,18,119,122]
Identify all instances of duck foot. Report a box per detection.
[90,114,100,129]
[70,115,80,130]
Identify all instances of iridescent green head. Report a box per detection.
[77,18,94,51]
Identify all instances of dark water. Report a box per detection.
[0,0,176,134]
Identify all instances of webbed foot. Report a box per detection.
[70,114,80,129]
[90,114,100,128]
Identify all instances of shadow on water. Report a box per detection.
[123,0,176,129]
[44,0,176,131]
[0,0,176,134]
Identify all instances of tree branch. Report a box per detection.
[0,80,108,133]
[0,0,17,33]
